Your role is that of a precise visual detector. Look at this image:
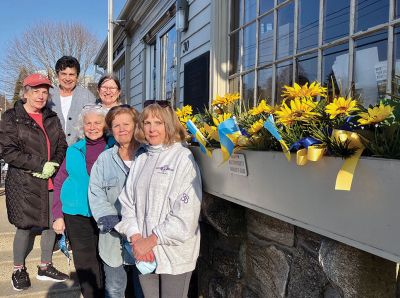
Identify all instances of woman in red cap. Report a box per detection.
[0,73,69,291]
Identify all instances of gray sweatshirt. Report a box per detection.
[115,142,202,275]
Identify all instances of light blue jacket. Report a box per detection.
[61,138,114,217]
[88,145,142,267]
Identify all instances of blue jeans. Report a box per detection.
[103,263,144,298]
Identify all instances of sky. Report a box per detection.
[0,0,126,96]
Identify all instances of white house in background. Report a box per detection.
[94,0,399,110]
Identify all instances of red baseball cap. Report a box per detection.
[23,73,53,88]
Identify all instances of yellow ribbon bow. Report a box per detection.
[296,145,326,166]
[332,129,365,191]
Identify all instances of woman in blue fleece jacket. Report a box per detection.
[115,101,202,298]
[88,105,143,298]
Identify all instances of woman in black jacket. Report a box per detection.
[0,73,69,291]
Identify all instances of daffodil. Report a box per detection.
[325,97,359,119]
[211,93,240,106]
[275,98,319,126]
[213,113,232,126]
[249,100,273,116]
[357,103,394,125]
[282,82,327,101]
[176,105,193,118]
[203,123,219,141]
[248,119,264,135]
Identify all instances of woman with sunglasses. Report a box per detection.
[115,101,202,298]
[88,105,144,298]
[52,104,115,297]
[96,74,122,110]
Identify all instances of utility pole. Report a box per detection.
[107,0,114,74]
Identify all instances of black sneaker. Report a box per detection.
[11,267,31,291]
[36,263,68,282]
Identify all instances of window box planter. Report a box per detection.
[191,146,400,262]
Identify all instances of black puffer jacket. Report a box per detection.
[0,100,67,228]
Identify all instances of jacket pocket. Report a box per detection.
[102,177,120,205]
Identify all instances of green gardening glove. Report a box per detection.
[32,162,59,179]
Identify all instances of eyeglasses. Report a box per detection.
[100,86,119,92]
[83,103,103,110]
[143,100,171,108]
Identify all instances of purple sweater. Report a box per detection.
[52,137,107,219]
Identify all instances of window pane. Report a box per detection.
[160,27,177,101]
[275,60,293,103]
[231,0,242,31]
[354,31,388,106]
[260,0,274,15]
[298,0,319,52]
[355,0,389,32]
[243,22,257,70]
[257,67,273,102]
[297,52,318,85]
[244,0,257,23]
[259,13,274,65]
[322,43,349,98]
[277,2,294,59]
[230,31,241,75]
[243,71,255,107]
[229,77,240,93]
[323,0,349,43]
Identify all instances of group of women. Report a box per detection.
[0,56,202,298]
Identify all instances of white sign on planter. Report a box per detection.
[228,153,248,176]
[191,147,400,262]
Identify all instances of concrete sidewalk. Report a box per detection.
[0,194,81,297]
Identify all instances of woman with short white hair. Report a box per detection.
[52,104,114,297]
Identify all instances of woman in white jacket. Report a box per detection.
[115,100,202,298]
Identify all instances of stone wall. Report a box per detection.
[196,193,397,298]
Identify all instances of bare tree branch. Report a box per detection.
[0,22,100,95]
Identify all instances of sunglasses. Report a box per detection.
[109,104,131,112]
[143,100,171,108]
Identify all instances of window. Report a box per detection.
[145,21,177,103]
[160,26,177,101]
[229,0,395,105]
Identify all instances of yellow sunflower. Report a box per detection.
[325,97,359,119]
[249,100,273,116]
[357,103,394,125]
[275,98,319,126]
[282,82,327,101]
[248,119,265,135]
